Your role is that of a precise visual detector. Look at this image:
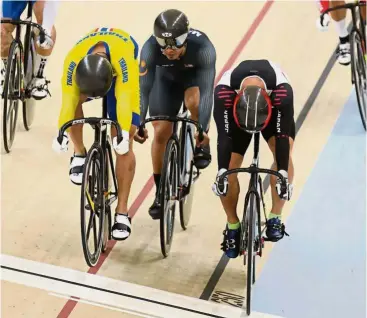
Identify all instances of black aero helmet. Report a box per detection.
[153,9,189,49]
[75,54,113,98]
[233,86,272,133]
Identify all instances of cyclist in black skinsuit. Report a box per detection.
[135,9,216,220]
[211,59,295,258]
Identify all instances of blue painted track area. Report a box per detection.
[252,90,366,318]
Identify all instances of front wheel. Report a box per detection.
[2,41,21,153]
[350,29,367,130]
[159,138,179,257]
[245,193,258,317]
[80,146,105,267]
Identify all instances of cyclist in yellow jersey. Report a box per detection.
[52,27,140,241]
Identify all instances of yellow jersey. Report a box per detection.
[58,27,140,132]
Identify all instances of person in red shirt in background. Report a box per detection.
[316,0,366,66]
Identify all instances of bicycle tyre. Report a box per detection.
[350,29,367,130]
[80,146,105,267]
[160,138,179,257]
[179,123,195,230]
[2,41,21,153]
[102,147,113,252]
[102,205,111,253]
[246,193,257,316]
[22,34,36,131]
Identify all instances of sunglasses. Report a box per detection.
[155,33,188,50]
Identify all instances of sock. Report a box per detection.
[227,222,240,230]
[153,174,161,196]
[116,212,128,219]
[334,18,349,39]
[34,54,48,78]
[268,212,281,220]
[339,35,349,45]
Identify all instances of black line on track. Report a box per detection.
[1,265,227,318]
[199,37,343,301]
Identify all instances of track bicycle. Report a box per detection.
[217,132,287,316]
[322,1,367,130]
[1,2,46,153]
[139,106,204,257]
[57,97,122,267]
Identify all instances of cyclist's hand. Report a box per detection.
[212,168,229,196]
[134,128,148,144]
[37,28,54,50]
[52,131,69,153]
[276,170,293,201]
[316,13,330,31]
[195,131,209,146]
[112,130,130,155]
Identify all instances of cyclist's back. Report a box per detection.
[62,27,138,95]
[59,27,139,130]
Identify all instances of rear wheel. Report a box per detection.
[350,29,366,130]
[80,146,105,267]
[2,41,21,153]
[160,138,179,257]
[23,35,36,131]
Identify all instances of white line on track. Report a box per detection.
[1,254,284,318]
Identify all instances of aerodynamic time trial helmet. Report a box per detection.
[153,9,190,49]
[233,86,272,133]
[75,54,113,98]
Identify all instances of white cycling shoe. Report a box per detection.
[112,213,132,241]
[337,42,351,66]
[69,153,86,185]
[30,76,50,100]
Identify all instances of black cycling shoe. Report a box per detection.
[148,199,161,220]
[193,144,211,170]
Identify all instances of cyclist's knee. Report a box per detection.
[152,121,172,144]
[1,23,14,56]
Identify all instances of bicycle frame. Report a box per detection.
[139,112,204,200]
[58,97,123,206]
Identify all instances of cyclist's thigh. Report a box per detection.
[106,78,138,138]
[262,83,295,145]
[1,1,31,19]
[149,67,184,117]
[261,111,295,152]
[183,68,199,91]
[231,121,253,156]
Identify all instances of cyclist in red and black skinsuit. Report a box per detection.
[212,59,295,259]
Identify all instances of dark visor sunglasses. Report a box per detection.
[155,33,188,49]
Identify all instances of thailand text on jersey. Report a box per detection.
[139,28,216,130]
[59,27,140,132]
